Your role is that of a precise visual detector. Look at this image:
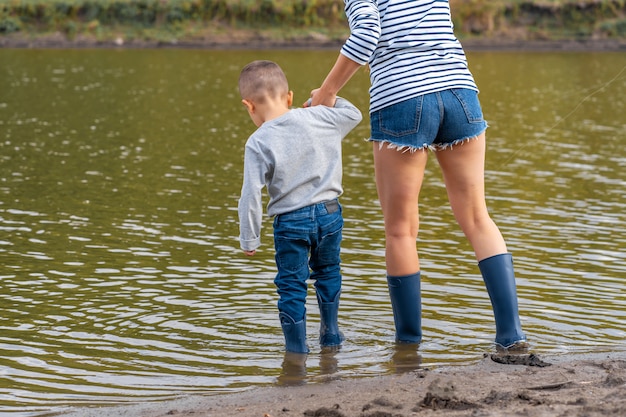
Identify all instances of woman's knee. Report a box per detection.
[384,218,419,240]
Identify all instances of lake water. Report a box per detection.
[1,48,625,416]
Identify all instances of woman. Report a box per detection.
[307,0,528,351]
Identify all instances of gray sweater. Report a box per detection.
[238,98,362,251]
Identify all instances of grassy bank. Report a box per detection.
[1,0,625,46]
[452,0,626,39]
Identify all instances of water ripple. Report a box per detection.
[1,48,625,415]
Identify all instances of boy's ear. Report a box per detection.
[242,99,255,113]
[286,91,294,107]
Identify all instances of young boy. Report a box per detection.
[237,60,362,354]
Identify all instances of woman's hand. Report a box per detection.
[304,88,337,108]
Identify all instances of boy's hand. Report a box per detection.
[243,250,256,256]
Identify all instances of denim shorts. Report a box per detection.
[370,88,488,151]
[272,200,343,321]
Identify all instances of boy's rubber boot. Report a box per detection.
[478,253,528,351]
[387,272,422,344]
[279,312,309,354]
[317,292,345,347]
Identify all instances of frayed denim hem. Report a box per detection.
[432,134,482,151]
[367,125,487,153]
[368,138,428,153]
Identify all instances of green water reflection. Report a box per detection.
[0,48,625,414]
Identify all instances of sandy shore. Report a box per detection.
[60,349,626,417]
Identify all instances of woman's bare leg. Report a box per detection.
[435,133,507,261]
[436,133,527,349]
[373,143,428,275]
[373,143,427,343]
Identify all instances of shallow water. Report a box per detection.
[0,48,625,415]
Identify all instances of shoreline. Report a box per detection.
[2,32,626,51]
[60,349,626,417]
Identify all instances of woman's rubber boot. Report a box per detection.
[478,253,528,352]
[317,292,345,348]
[387,272,422,344]
[279,312,309,354]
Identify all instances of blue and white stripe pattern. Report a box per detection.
[341,0,478,113]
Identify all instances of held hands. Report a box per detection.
[304,88,337,108]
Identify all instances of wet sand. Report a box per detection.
[61,349,626,417]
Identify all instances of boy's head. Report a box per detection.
[239,60,293,126]
[239,60,289,102]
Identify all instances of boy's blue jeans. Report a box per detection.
[272,199,343,322]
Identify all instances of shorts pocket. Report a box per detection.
[450,89,484,123]
[377,96,423,137]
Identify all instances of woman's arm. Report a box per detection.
[307,0,380,107]
[308,54,362,107]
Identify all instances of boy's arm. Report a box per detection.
[330,97,363,136]
[238,144,265,254]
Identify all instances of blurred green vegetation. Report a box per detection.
[451,0,626,39]
[0,0,625,42]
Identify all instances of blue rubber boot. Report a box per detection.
[279,312,309,354]
[478,253,528,351]
[317,292,345,348]
[387,272,422,344]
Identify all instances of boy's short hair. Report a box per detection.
[239,60,289,104]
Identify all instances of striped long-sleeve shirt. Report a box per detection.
[341,0,478,113]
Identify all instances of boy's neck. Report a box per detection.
[260,105,290,124]
[257,94,292,124]
[243,91,294,127]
